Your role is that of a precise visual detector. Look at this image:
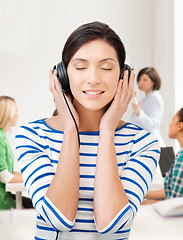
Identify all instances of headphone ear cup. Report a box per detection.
[57,61,71,94]
[119,65,126,80]
[119,64,131,82]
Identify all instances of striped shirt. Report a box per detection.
[15,119,160,240]
[164,149,183,198]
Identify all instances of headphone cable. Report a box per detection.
[61,89,80,147]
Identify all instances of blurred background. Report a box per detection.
[0,0,183,170]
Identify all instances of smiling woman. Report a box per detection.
[15,21,160,240]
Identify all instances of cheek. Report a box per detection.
[67,71,79,94]
[13,113,18,124]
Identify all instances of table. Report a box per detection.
[129,205,183,240]
[5,182,26,209]
[0,209,36,240]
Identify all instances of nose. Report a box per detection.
[87,68,100,85]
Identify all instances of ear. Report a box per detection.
[178,122,183,131]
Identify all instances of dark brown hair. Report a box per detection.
[177,108,183,122]
[62,21,126,69]
[137,67,161,90]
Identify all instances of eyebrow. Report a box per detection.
[71,58,117,63]
[71,58,87,63]
[99,58,117,63]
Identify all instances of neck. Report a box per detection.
[3,125,10,133]
[177,134,183,149]
[75,103,107,132]
[145,90,152,96]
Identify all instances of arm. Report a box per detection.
[0,136,22,183]
[145,189,166,200]
[9,172,23,183]
[131,93,163,131]
[16,70,80,232]
[46,68,80,222]
[46,128,79,221]
[94,70,134,232]
[168,154,183,198]
[94,129,129,231]
[141,188,166,205]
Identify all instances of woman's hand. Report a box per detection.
[132,100,141,116]
[100,69,134,132]
[49,69,79,131]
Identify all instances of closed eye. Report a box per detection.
[101,68,112,71]
[76,67,87,70]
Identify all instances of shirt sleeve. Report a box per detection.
[131,94,163,131]
[95,130,160,235]
[15,124,75,232]
[0,136,9,172]
[0,169,14,183]
[169,154,183,198]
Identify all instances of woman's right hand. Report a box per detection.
[49,69,79,131]
[132,91,141,116]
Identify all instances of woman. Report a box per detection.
[0,96,23,209]
[142,108,183,204]
[131,67,165,147]
[15,22,160,240]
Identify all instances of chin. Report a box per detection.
[83,105,106,112]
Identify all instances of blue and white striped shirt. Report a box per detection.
[15,119,160,240]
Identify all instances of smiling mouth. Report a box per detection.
[83,91,104,95]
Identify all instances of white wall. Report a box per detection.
[0,0,176,163]
[152,0,175,148]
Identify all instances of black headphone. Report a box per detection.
[53,61,131,95]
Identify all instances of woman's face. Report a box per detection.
[168,113,180,139]
[67,39,120,112]
[137,74,154,95]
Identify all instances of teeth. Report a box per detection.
[85,91,102,95]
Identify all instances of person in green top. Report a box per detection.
[0,96,32,209]
[142,107,183,204]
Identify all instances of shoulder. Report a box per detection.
[0,129,6,147]
[16,118,50,140]
[177,150,183,162]
[117,122,157,142]
[145,91,163,107]
[120,122,160,151]
[16,118,63,142]
[150,90,163,101]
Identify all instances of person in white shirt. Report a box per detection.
[131,67,165,147]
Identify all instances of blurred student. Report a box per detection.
[0,96,32,209]
[131,67,165,147]
[142,108,183,204]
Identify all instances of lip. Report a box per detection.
[82,89,105,98]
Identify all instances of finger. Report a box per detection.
[49,69,56,96]
[128,69,135,92]
[123,69,134,103]
[119,70,130,101]
[120,70,134,110]
[49,70,61,102]
[116,79,123,96]
[54,76,62,93]
[49,69,57,91]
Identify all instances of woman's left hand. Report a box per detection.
[100,69,134,132]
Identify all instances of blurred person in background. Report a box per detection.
[142,108,183,204]
[130,67,164,183]
[0,96,32,209]
[131,67,164,147]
